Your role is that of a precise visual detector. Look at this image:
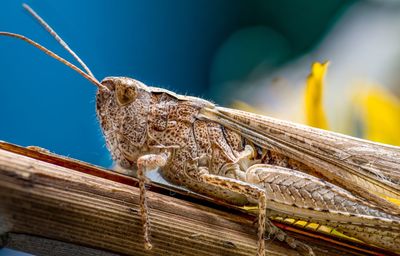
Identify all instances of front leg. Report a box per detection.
[136,152,170,250]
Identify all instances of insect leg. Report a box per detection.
[199,172,267,256]
[136,152,170,250]
[239,164,315,256]
[264,218,315,256]
[246,163,400,254]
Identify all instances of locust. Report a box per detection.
[1,4,400,256]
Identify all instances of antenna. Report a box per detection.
[22,3,96,78]
[0,32,108,90]
[0,4,108,90]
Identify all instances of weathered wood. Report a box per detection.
[3,233,120,256]
[0,142,389,256]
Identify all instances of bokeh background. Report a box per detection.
[2,0,400,255]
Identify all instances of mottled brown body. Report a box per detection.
[98,78,245,203]
[97,78,305,202]
[96,77,400,254]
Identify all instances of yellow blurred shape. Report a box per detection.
[241,205,259,211]
[271,217,363,243]
[383,195,400,206]
[354,86,400,146]
[304,62,329,129]
[317,225,333,233]
[305,223,320,230]
[294,220,307,227]
[330,229,362,242]
[283,218,295,224]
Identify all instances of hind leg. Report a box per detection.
[245,164,315,256]
[188,170,267,256]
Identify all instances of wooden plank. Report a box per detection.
[0,142,389,255]
[3,233,120,256]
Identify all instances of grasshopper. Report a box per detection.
[1,4,400,256]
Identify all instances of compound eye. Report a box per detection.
[116,85,137,106]
[101,79,115,91]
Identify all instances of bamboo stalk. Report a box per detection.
[0,142,386,256]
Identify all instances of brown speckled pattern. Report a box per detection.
[96,77,400,254]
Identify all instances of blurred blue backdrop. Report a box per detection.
[0,0,350,167]
[0,0,250,168]
[0,1,352,255]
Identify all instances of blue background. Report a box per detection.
[0,1,351,255]
[0,0,249,168]
[0,0,349,167]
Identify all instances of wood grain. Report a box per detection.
[0,142,389,256]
